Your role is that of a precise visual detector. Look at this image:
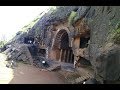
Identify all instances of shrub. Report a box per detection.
[68,11,77,25]
[112,28,120,44]
[0,41,7,48]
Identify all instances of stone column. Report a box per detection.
[65,50,68,62]
[74,55,79,68]
[63,50,66,62]
[70,50,73,63]
[61,49,64,62]
[46,47,48,59]
[67,50,70,63]
[74,56,77,68]
[59,49,62,62]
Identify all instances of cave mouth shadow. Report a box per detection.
[77,57,92,68]
[79,37,90,48]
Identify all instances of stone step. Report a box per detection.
[74,73,94,84]
[47,64,61,71]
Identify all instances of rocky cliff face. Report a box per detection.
[86,6,120,81]
[2,6,120,83]
[31,6,120,82]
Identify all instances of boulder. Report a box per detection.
[95,43,120,81]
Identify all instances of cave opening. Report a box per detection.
[78,57,92,67]
[79,37,90,48]
[28,45,38,56]
[60,32,74,63]
[53,29,74,64]
[38,49,46,57]
[60,32,69,49]
[24,37,34,44]
[76,30,91,68]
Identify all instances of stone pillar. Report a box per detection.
[74,56,77,68]
[70,50,73,63]
[61,49,64,62]
[59,49,62,62]
[46,47,49,59]
[63,50,66,62]
[70,38,74,47]
[67,50,70,63]
[72,51,74,63]
[65,50,68,62]
[74,56,79,68]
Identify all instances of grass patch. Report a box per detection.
[112,28,120,44]
[108,21,120,45]
[111,21,120,44]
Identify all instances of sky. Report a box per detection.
[0,6,50,41]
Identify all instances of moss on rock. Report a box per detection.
[112,28,120,44]
[68,11,77,25]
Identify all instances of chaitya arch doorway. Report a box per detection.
[52,29,74,64]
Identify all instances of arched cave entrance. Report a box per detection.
[53,29,74,64]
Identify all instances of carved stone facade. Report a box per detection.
[3,6,120,83]
[39,18,91,68]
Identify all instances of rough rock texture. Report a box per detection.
[96,43,120,81]
[86,6,120,81]
[2,6,120,83]
[32,6,90,46]
[34,6,120,81]
[4,44,34,65]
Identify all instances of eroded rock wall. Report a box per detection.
[87,6,120,81]
[2,6,120,82]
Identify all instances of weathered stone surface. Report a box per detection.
[95,43,120,80]
[17,54,27,61]
[47,64,61,71]
[4,43,34,65]
[61,65,75,72]
[31,6,90,46]
[4,48,12,55]
[6,60,18,69]
[87,6,120,81]
[33,56,49,68]
[2,6,120,83]
[83,78,100,84]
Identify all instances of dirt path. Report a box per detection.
[0,53,66,84]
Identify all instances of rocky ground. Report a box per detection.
[0,52,95,84]
[0,53,66,84]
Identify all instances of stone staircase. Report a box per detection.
[62,66,94,84]
[73,72,94,84]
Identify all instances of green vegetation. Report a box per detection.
[68,11,77,25]
[112,28,120,44]
[115,21,120,29]
[110,21,120,44]
[0,40,7,48]
[108,21,120,45]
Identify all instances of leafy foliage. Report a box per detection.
[112,28,120,44]
[68,11,77,25]
[115,21,120,29]
[0,40,7,48]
